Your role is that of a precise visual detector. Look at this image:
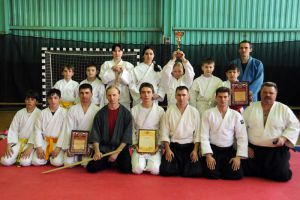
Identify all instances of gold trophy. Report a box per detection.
[174,31,184,50]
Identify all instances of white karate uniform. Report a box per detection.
[31,107,67,166]
[129,62,165,106]
[100,60,134,109]
[160,104,200,144]
[53,79,79,102]
[201,107,248,158]
[131,103,165,175]
[190,75,222,115]
[56,103,100,166]
[243,101,300,147]
[1,107,41,166]
[160,60,195,106]
[77,79,106,108]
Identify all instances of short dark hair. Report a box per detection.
[106,85,120,94]
[216,86,231,96]
[225,63,240,73]
[79,83,93,93]
[86,62,97,69]
[47,88,61,98]
[201,58,215,66]
[261,82,278,92]
[175,85,189,93]
[139,82,154,94]
[25,90,39,100]
[112,43,122,51]
[61,64,74,72]
[239,40,252,48]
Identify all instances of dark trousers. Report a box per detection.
[86,146,132,174]
[202,144,243,180]
[242,144,292,182]
[160,143,202,177]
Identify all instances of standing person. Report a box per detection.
[129,46,165,106]
[53,64,79,109]
[231,40,264,102]
[242,82,300,181]
[159,86,202,177]
[131,82,165,175]
[201,87,248,180]
[31,89,67,167]
[1,90,41,166]
[160,50,195,106]
[86,85,132,173]
[78,63,105,108]
[100,44,134,110]
[54,83,100,166]
[190,58,222,115]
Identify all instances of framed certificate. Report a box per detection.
[231,81,249,106]
[69,130,89,155]
[138,129,156,153]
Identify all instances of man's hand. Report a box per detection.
[273,136,287,147]
[206,154,216,170]
[190,150,199,163]
[21,144,34,159]
[165,148,174,162]
[36,147,45,159]
[93,150,103,161]
[229,156,241,171]
[108,152,119,162]
[51,147,61,158]
[4,144,14,158]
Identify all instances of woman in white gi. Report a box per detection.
[1,90,41,166]
[131,82,165,175]
[100,44,134,110]
[160,51,195,106]
[129,46,165,106]
[31,89,67,166]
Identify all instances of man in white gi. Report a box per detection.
[131,82,165,175]
[53,83,100,166]
[160,86,202,177]
[242,82,300,181]
[201,87,248,180]
[100,44,134,110]
[1,90,41,166]
[160,51,195,106]
[31,89,67,166]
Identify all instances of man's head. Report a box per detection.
[201,58,215,77]
[215,87,230,108]
[47,88,61,109]
[62,64,74,80]
[85,63,98,79]
[79,83,93,104]
[139,82,154,104]
[106,85,120,105]
[260,82,278,106]
[239,40,253,59]
[25,90,39,111]
[225,64,240,83]
[175,86,190,106]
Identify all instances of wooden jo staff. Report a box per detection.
[42,149,121,174]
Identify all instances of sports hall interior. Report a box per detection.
[0,0,299,200]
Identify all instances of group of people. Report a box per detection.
[1,41,299,182]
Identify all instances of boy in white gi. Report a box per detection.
[100,44,134,110]
[131,82,165,175]
[78,63,105,108]
[1,90,41,166]
[160,86,202,177]
[190,58,222,115]
[53,64,79,109]
[129,46,165,106]
[31,89,67,166]
[160,50,195,106]
[242,82,300,181]
[53,83,100,166]
[201,87,248,179]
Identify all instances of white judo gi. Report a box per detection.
[131,103,165,175]
[53,79,79,107]
[100,60,134,110]
[1,107,41,166]
[160,60,195,106]
[56,103,100,166]
[129,63,165,106]
[190,75,222,115]
[31,106,67,166]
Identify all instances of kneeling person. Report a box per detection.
[87,85,132,173]
[131,82,165,175]
[201,87,248,180]
[160,86,202,177]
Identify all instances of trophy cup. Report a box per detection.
[174,31,184,50]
